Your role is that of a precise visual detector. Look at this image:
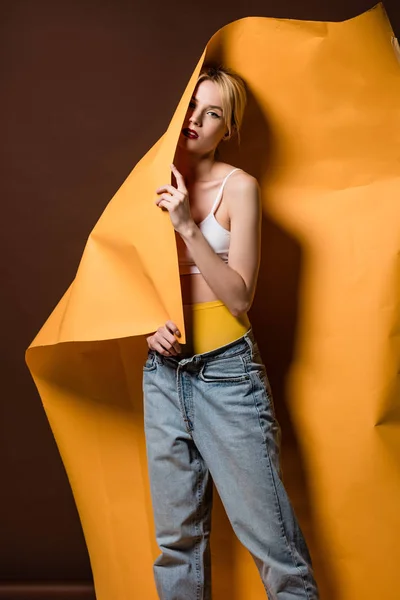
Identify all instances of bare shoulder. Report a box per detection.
[230,169,259,193]
[218,163,258,188]
[225,168,260,215]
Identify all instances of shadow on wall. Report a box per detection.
[204,53,338,599]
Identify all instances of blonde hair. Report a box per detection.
[196,64,247,144]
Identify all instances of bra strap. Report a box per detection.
[210,168,241,215]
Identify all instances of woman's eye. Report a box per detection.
[187,102,220,118]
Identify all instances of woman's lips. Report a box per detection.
[182,128,198,139]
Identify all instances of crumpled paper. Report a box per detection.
[26,4,400,599]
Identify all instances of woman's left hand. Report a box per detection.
[155,164,195,235]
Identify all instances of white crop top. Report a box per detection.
[177,168,241,275]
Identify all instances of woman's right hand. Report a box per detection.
[146,320,182,356]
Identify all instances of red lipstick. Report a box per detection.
[182,127,199,139]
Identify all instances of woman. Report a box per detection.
[143,65,319,600]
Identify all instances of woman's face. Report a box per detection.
[178,79,229,156]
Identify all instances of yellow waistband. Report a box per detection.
[180,300,251,356]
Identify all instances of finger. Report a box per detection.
[153,340,173,356]
[165,321,181,337]
[153,334,176,355]
[156,184,178,195]
[169,336,181,354]
[170,164,187,191]
[146,335,155,349]
[164,326,181,355]
[155,193,177,207]
[158,192,177,202]
[160,325,181,354]
[154,329,178,355]
[155,198,173,210]
[148,328,180,356]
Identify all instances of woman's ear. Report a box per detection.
[223,124,237,141]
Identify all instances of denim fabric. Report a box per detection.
[143,327,319,600]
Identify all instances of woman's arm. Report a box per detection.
[179,174,262,316]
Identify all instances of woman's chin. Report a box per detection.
[177,138,202,154]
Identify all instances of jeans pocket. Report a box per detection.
[143,350,157,372]
[198,355,250,383]
[255,366,277,417]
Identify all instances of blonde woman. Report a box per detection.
[143,65,319,600]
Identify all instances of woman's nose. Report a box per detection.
[189,111,201,126]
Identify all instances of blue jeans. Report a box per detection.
[143,327,319,600]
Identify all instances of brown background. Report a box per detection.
[1,0,399,597]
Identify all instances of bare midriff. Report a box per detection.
[180,272,219,305]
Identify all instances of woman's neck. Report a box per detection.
[173,149,218,185]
